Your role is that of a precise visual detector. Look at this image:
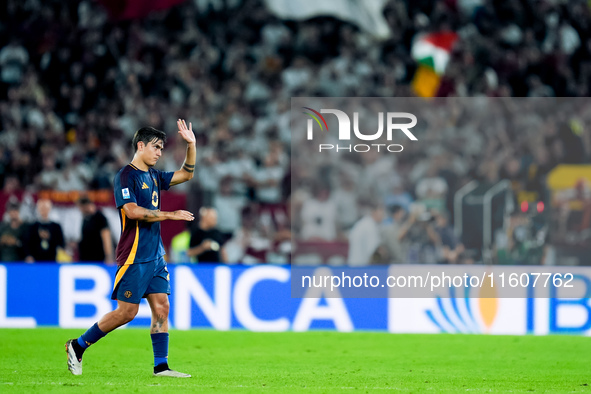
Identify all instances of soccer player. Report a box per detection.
[66,120,196,377]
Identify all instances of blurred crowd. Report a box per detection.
[291,98,591,265]
[1,0,591,264]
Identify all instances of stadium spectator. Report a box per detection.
[225,205,273,264]
[414,164,448,213]
[503,212,549,265]
[555,178,591,241]
[347,201,385,266]
[396,204,440,264]
[383,176,414,213]
[380,205,408,264]
[25,198,65,263]
[195,150,221,206]
[433,211,465,264]
[37,154,61,190]
[170,224,191,263]
[77,196,113,264]
[55,159,93,192]
[300,182,338,241]
[213,176,247,238]
[0,39,29,87]
[330,173,359,232]
[357,150,396,201]
[0,199,28,262]
[188,207,228,263]
[246,150,285,205]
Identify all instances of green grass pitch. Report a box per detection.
[1,328,590,393]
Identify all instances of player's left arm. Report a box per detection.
[170,119,196,187]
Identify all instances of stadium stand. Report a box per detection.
[1,0,591,264]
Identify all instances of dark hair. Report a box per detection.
[388,204,404,216]
[312,181,330,197]
[78,195,92,205]
[359,197,381,211]
[132,127,167,153]
[6,198,20,211]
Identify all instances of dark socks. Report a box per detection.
[75,322,107,358]
[154,363,170,373]
[151,332,169,368]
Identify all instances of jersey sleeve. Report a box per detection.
[114,170,137,208]
[158,170,175,191]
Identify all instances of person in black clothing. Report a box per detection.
[187,207,227,263]
[25,198,65,262]
[433,211,464,264]
[0,200,28,262]
[77,196,113,264]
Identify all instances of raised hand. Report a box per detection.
[177,119,196,145]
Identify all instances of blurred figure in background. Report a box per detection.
[300,182,337,241]
[188,207,228,263]
[397,203,440,264]
[169,224,191,263]
[380,205,408,264]
[331,173,359,232]
[225,205,273,264]
[415,164,448,213]
[504,212,549,265]
[77,196,113,264]
[347,200,385,266]
[213,176,246,239]
[556,178,591,242]
[0,199,28,262]
[245,151,285,205]
[0,38,29,87]
[25,198,65,262]
[433,211,464,264]
[383,176,413,213]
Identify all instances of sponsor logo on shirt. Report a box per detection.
[142,182,149,189]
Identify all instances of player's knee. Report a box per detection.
[154,301,169,317]
[119,307,138,323]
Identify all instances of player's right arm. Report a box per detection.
[122,202,194,223]
[115,167,193,223]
